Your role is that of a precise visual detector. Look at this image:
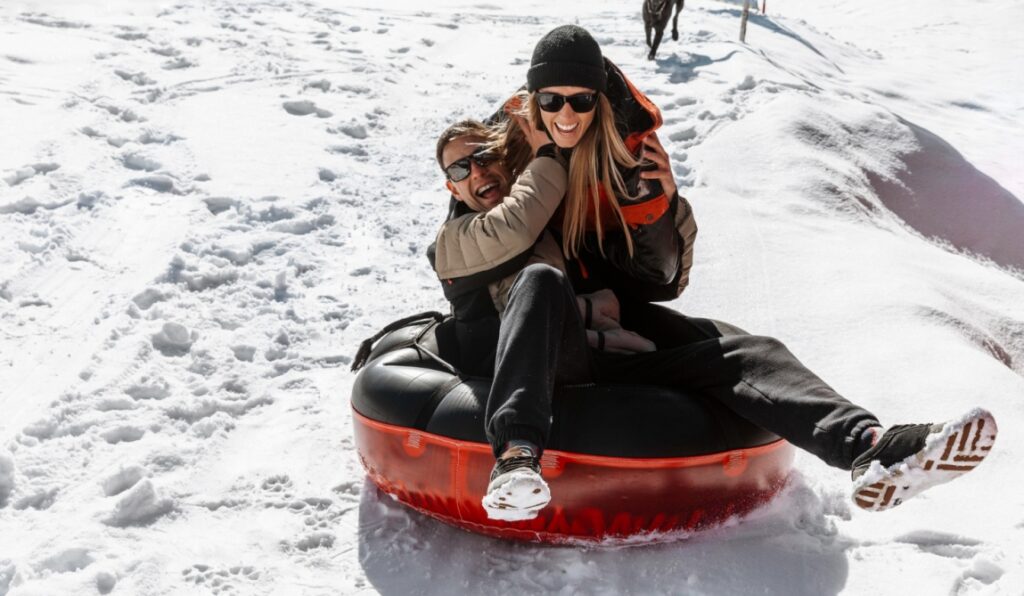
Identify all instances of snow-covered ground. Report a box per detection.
[1,0,1022,593]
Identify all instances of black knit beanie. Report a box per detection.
[526,25,607,93]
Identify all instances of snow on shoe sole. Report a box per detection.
[482,469,551,522]
[853,409,997,512]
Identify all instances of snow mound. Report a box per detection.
[103,480,174,527]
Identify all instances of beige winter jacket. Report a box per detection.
[432,156,698,315]
[433,156,569,314]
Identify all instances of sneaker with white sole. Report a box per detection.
[851,408,997,511]
[481,445,551,522]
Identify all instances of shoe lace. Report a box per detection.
[494,455,540,476]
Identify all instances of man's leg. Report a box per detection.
[485,264,592,456]
[482,264,592,521]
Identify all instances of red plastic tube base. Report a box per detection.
[353,409,795,544]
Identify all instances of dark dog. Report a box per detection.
[643,0,685,60]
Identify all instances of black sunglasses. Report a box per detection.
[535,92,598,113]
[444,148,496,182]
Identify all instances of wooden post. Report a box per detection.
[740,0,751,42]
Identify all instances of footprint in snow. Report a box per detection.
[36,548,94,574]
[76,190,108,209]
[283,99,332,118]
[103,479,174,527]
[3,162,60,186]
[951,558,1005,592]
[668,127,697,143]
[114,69,156,86]
[152,322,196,356]
[190,411,237,438]
[895,530,982,559]
[330,123,367,139]
[266,490,350,554]
[128,174,181,194]
[304,79,331,92]
[114,28,148,41]
[668,96,698,109]
[150,45,180,57]
[20,13,90,29]
[251,204,295,223]
[100,425,146,444]
[260,475,294,504]
[203,196,240,215]
[99,104,145,123]
[332,480,362,501]
[270,214,334,235]
[163,57,196,70]
[327,145,367,158]
[132,287,173,311]
[25,550,117,592]
[101,466,147,497]
[736,75,758,91]
[182,564,261,594]
[137,130,183,145]
[165,394,273,425]
[231,344,257,362]
[96,396,138,412]
[121,152,162,172]
[284,531,335,553]
[13,487,59,511]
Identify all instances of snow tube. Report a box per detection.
[350,313,795,544]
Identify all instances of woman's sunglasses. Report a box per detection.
[535,92,598,113]
[444,148,496,182]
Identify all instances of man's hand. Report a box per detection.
[587,328,657,354]
[513,114,552,156]
[640,131,677,199]
[577,289,620,331]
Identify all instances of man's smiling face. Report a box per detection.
[442,135,510,213]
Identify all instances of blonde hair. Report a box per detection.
[501,92,641,259]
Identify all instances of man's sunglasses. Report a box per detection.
[535,92,599,113]
[444,148,497,182]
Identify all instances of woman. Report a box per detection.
[496,24,693,303]
[476,24,995,522]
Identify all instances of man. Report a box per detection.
[430,119,657,520]
[429,119,998,522]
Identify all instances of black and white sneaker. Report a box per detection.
[481,445,551,522]
[851,408,997,512]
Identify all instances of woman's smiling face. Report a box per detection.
[536,86,597,149]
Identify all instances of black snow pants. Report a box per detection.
[485,263,881,470]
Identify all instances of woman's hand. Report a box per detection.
[587,328,657,354]
[577,289,620,331]
[513,114,552,157]
[640,132,677,198]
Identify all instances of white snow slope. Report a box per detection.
[1,0,1022,594]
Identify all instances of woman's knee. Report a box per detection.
[705,318,750,337]
[723,334,788,360]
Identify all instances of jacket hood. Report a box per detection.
[602,58,663,153]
